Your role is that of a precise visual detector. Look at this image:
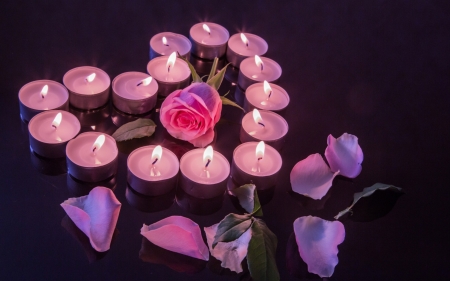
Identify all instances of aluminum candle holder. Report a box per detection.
[147,56,191,97]
[226,33,268,68]
[150,32,191,60]
[189,22,229,60]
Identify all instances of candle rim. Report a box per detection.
[147,56,191,83]
[112,71,159,101]
[245,82,290,111]
[189,22,230,47]
[18,80,69,108]
[239,56,282,81]
[28,110,80,144]
[242,110,289,141]
[63,66,111,95]
[227,33,268,55]
[233,141,282,177]
[179,148,230,184]
[149,32,192,55]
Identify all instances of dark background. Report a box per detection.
[1,0,449,280]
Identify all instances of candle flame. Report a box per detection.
[92,134,105,153]
[240,33,249,47]
[203,145,214,167]
[151,145,163,165]
[256,141,265,161]
[162,36,169,46]
[86,73,96,83]
[255,55,264,71]
[167,52,177,73]
[137,76,152,87]
[263,80,272,98]
[203,23,211,35]
[40,85,49,99]
[253,108,265,127]
[51,112,62,129]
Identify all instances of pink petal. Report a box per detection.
[290,154,339,200]
[60,186,121,252]
[204,223,252,273]
[188,128,215,147]
[182,82,221,114]
[325,133,363,178]
[141,216,209,261]
[293,216,345,278]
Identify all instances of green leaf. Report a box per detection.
[334,183,403,219]
[177,52,202,83]
[247,219,279,281]
[230,184,263,216]
[111,118,156,142]
[220,96,244,111]
[206,63,230,90]
[212,213,253,248]
[207,57,219,82]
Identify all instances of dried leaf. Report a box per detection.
[112,118,156,142]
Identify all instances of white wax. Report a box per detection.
[228,33,268,56]
[19,80,68,110]
[128,146,179,181]
[63,66,110,95]
[28,110,80,143]
[190,22,229,46]
[150,32,191,56]
[66,132,118,167]
[112,72,158,100]
[233,142,282,176]
[242,110,288,141]
[246,83,290,111]
[180,149,230,185]
[147,56,190,83]
[240,56,282,82]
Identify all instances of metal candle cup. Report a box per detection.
[238,56,282,90]
[244,82,290,116]
[150,32,192,60]
[147,56,190,97]
[189,22,229,60]
[226,33,268,68]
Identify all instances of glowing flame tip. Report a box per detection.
[263,80,272,98]
[256,141,265,160]
[86,73,96,83]
[255,55,264,71]
[162,36,168,46]
[151,145,163,165]
[92,134,105,153]
[167,52,177,73]
[253,108,265,127]
[51,112,62,129]
[203,145,214,167]
[203,23,211,35]
[240,33,249,47]
[40,85,49,98]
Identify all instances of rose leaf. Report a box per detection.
[220,96,244,111]
[177,52,202,83]
[212,213,253,248]
[230,184,263,216]
[207,62,230,91]
[112,118,156,142]
[207,57,219,82]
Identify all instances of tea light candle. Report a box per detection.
[28,110,80,158]
[179,146,230,199]
[150,32,192,60]
[66,132,118,182]
[18,80,69,122]
[63,66,111,110]
[127,145,179,196]
[189,22,229,60]
[112,72,158,115]
[228,141,282,191]
[240,109,288,151]
[238,55,282,90]
[244,81,290,115]
[226,33,268,68]
[147,52,190,97]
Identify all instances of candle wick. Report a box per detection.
[260,64,264,72]
[136,81,143,87]
[165,43,169,47]
[258,157,263,161]
[268,91,272,98]
[92,147,97,153]
[152,158,158,165]
[258,122,265,127]
[41,94,45,99]
[205,159,211,168]
[246,43,249,48]
[167,65,171,73]
[52,125,57,129]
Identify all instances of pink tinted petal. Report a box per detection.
[293,216,345,278]
[182,83,221,113]
[290,154,339,200]
[141,216,209,261]
[60,186,121,252]
[188,128,215,147]
[325,133,363,178]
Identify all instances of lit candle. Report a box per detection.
[189,22,230,60]
[18,80,69,122]
[149,32,192,60]
[244,81,290,115]
[228,141,282,191]
[238,55,282,90]
[240,109,288,150]
[147,52,191,97]
[112,72,158,115]
[63,66,111,110]
[226,33,268,68]
[66,132,118,182]
[127,145,180,196]
[28,110,80,158]
[179,146,230,199]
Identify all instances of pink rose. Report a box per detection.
[160,82,222,147]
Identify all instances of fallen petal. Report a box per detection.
[141,216,209,261]
[290,154,339,200]
[60,186,121,252]
[325,133,363,178]
[293,216,345,278]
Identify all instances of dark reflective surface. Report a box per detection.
[1,1,449,280]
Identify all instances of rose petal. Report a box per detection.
[290,154,339,200]
[141,216,209,261]
[60,186,121,252]
[188,128,215,147]
[293,216,345,278]
[182,83,221,114]
[204,223,252,273]
[325,133,363,178]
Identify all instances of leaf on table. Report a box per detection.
[177,52,202,83]
[230,184,263,216]
[112,118,156,142]
[247,218,280,281]
[221,96,244,111]
[212,213,253,248]
[334,183,403,220]
[207,62,230,91]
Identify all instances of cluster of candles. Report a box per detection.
[19,21,290,199]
